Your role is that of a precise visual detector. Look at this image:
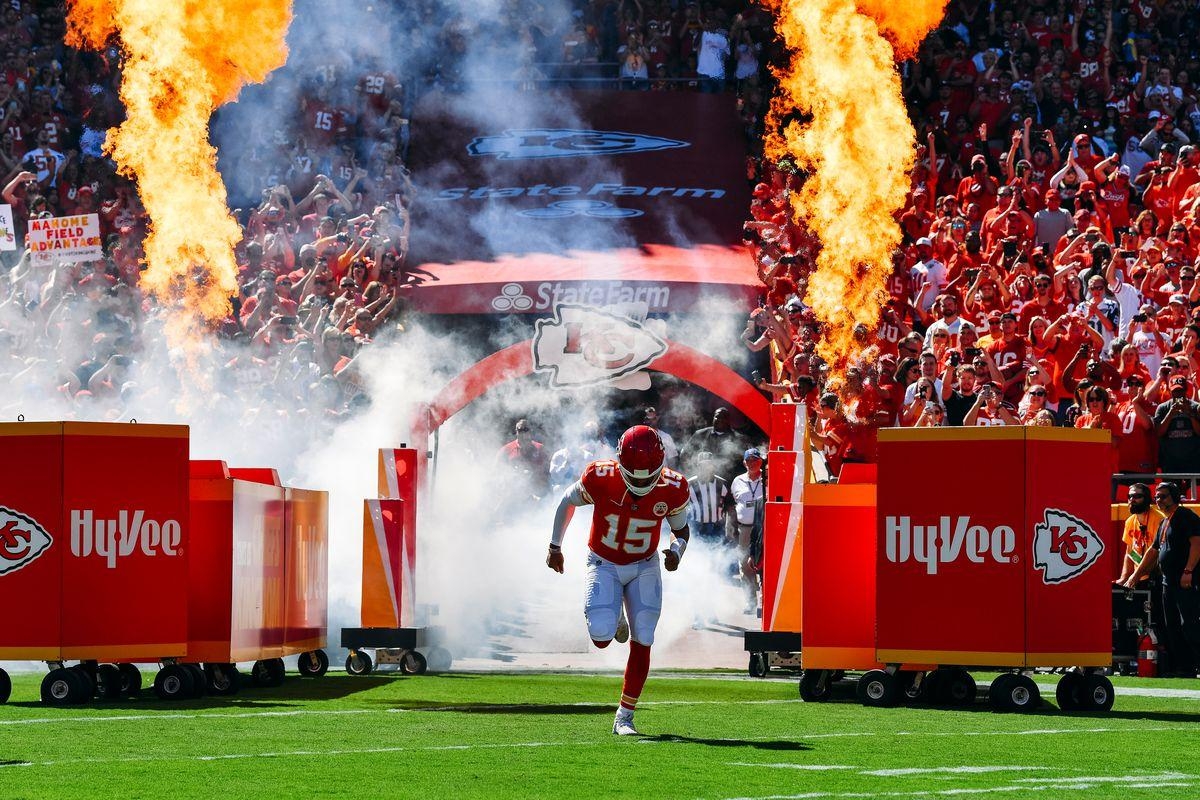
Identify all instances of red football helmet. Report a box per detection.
[617,425,665,496]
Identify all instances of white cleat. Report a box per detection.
[615,610,630,644]
[612,713,639,736]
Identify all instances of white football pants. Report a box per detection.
[584,550,662,646]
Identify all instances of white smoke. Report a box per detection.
[0,0,767,672]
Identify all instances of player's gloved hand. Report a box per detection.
[662,549,680,572]
[546,548,564,573]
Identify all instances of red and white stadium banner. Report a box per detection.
[405,90,757,315]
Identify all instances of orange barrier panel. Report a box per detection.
[284,488,328,653]
[760,403,808,633]
[0,422,189,661]
[762,501,802,633]
[801,483,880,670]
[875,428,1110,668]
[188,462,289,664]
[361,499,412,628]
[769,403,805,453]
[766,451,800,504]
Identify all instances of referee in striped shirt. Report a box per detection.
[688,451,733,545]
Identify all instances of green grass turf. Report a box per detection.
[0,669,1196,800]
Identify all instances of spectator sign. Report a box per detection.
[27,213,103,266]
[0,204,15,251]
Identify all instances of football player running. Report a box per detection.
[546,425,691,736]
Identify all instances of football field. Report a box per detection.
[0,670,1196,800]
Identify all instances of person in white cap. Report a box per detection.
[910,236,947,313]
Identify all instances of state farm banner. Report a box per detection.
[0,203,16,251]
[27,213,103,266]
[406,90,757,314]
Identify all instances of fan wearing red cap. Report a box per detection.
[1073,133,1102,173]
[546,425,691,736]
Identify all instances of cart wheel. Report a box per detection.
[117,664,142,697]
[153,665,191,701]
[987,673,1016,711]
[268,658,286,684]
[898,671,923,702]
[183,664,207,697]
[799,669,832,702]
[401,650,428,676]
[916,669,942,703]
[41,668,81,705]
[250,659,283,688]
[96,664,123,700]
[990,673,1039,712]
[0,668,10,704]
[1081,674,1115,712]
[748,653,767,678]
[69,665,96,703]
[426,646,453,673]
[297,650,330,678]
[346,651,373,676]
[1055,672,1083,711]
[857,669,900,707]
[204,663,241,695]
[937,668,977,706]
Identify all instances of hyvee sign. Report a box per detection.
[408,90,750,266]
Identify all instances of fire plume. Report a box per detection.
[66,0,292,328]
[763,0,945,372]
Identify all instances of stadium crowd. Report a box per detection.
[743,0,1200,486]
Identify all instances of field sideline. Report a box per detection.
[0,670,1196,800]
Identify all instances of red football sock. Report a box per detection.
[620,642,651,710]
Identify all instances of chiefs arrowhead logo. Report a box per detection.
[468,129,688,160]
[0,506,53,576]
[533,304,667,389]
[1032,508,1104,584]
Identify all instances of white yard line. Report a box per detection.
[725,763,855,771]
[717,771,1195,800]
[862,767,1051,777]
[0,740,600,769]
[0,708,373,726]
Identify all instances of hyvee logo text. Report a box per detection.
[468,129,689,160]
[885,516,1017,575]
[0,506,53,576]
[71,509,182,569]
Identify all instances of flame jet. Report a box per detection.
[762,0,945,371]
[66,0,293,329]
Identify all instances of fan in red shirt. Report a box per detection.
[1018,273,1066,333]
[1114,375,1157,474]
[987,311,1028,402]
[957,153,999,217]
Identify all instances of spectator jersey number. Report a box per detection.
[599,515,658,555]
